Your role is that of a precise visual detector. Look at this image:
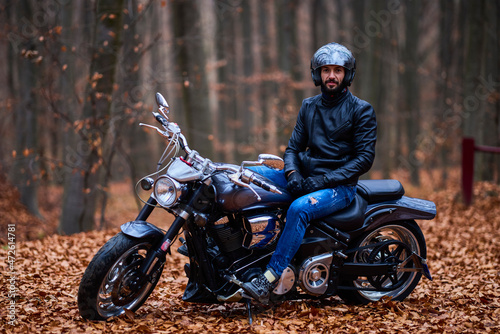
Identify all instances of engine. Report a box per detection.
[206,211,334,297]
[207,211,283,253]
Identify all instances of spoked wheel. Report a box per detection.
[78,233,164,320]
[338,220,426,304]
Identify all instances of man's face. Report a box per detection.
[320,65,345,94]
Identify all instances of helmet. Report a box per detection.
[310,43,356,87]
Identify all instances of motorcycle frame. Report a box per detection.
[119,186,435,301]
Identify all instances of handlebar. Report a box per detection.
[146,92,283,199]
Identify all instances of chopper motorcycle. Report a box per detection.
[78,93,436,321]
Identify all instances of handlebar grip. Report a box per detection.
[251,177,268,190]
[251,177,282,194]
[155,113,168,126]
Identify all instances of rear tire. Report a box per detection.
[338,220,426,304]
[78,232,163,320]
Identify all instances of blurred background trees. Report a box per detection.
[0,0,498,234]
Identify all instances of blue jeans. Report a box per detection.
[249,166,356,276]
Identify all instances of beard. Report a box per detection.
[320,79,344,96]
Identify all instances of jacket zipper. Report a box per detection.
[328,120,351,140]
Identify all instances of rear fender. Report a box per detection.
[353,196,436,234]
[120,220,164,240]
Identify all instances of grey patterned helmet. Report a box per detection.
[310,43,356,87]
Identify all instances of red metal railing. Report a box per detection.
[462,137,500,205]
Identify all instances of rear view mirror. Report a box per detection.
[155,92,170,119]
[257,154,284,171]
[155,92,169,109]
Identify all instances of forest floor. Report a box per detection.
[0,174,499,333]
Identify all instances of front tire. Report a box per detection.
[78,232,164,320]
[338,220,426,304]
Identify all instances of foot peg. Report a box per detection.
[217,288,247,302]
[217,275,252,302]
[177,237,189,257]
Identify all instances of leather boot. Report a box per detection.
[242,269,279,305]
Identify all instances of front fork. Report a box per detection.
[136,185,206,282]
[134,215,187,287]
[134,214,187,285]
[136,196,158,221]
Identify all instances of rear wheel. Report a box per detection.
[78,233,164,320]
[338,220,426,304]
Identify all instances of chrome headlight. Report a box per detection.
[154,176,183,208]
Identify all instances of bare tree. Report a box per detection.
[264,0,279,155]
[399,0,422,186]
[60,0,125,234]
[198,0,221,160]
[7,0,41,217]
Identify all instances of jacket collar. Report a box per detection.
[321,88,349,107]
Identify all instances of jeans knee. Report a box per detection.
[287,204,310,228]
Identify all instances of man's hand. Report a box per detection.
[286,171,304,196]
[302,175,327,194]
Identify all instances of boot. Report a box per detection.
[242,268,279,305]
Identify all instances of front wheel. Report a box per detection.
[338,220,427,304]
[78,232,164,320]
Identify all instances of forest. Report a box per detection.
[0,0,499,234]
[0,1,499,333]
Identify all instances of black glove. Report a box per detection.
[286,171,304,196]
[302,175,328,194]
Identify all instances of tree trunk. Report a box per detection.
[151,0,179,166]
[375,0,398,179]
[199,0,220,160]
[296,0,314,99]
[264,0,279,155]
[60,0,124,234]
[225,1,245,163]
[400,0,421,186]
[495,0,500,183]
[120,0,151,181]
[249,0,264,155]
[9,0,41,217]
[436,0,454,184]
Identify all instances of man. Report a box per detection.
[242,42,377,304]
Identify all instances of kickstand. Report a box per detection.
[246,300,253,325]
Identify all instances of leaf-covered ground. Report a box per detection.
[1,180,499,333]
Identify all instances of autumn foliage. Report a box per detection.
[0,178,499,333]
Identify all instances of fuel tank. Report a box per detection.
[211,172,292,212]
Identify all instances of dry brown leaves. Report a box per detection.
[0,173,52,243]
[1,182,499,333]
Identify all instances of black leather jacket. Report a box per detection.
[284,90,377,187]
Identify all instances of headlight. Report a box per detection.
[154,176,183,208]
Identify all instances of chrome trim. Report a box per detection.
[298,253,333,296]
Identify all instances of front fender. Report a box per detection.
[120,220,164,240]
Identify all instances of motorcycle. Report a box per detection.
[78,92,436,321]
